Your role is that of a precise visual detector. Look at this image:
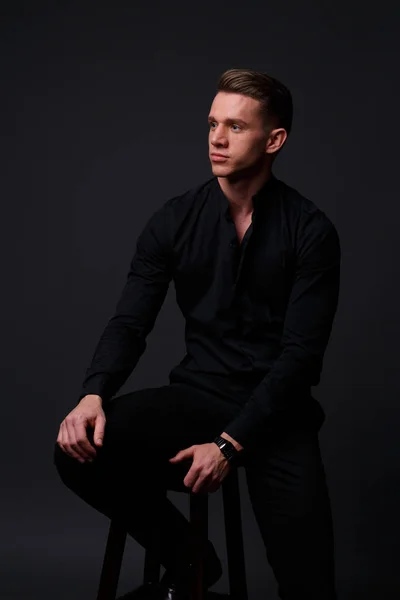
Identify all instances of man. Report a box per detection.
[54,68,340,600]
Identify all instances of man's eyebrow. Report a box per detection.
[207,115,249,126]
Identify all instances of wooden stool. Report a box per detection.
[96,467,248,600]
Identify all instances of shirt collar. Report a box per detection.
[214,173,279,221]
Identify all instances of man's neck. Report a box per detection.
[217,167,273,217]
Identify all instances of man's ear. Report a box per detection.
[265,127,287,155]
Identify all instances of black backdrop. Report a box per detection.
[2,2,399,598]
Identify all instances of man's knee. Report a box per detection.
[53,441,82,490]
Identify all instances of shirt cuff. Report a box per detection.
[77,374,111,406]
[222,397,271,451]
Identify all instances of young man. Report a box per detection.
[54,68,340,600]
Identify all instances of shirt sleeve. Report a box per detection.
[76,202,174,406]
[222,209,341,449]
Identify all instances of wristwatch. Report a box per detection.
[213,435,240,465]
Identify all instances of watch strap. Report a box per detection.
[213,435,240,464]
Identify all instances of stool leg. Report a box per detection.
[189,492,208,600]
[143,486,168,585]
[96,519,127,600]
[222,471,248,600]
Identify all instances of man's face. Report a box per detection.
[208,91,270,179]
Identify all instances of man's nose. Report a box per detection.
[210,126,228,145]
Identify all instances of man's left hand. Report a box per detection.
[169,442,232,494]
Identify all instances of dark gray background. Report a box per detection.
[2,1,399,598]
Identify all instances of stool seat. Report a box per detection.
[96,466,248,600]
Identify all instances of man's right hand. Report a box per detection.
[56,394,106,463]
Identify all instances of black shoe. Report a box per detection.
[116,583,229,600]
[158,541,223,599]
[116,543,222,600]
[116,581,161,599]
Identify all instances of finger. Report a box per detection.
[64,419,87,462]
[58,421,83,462]
[178,446,195,459]
[56,422,65,446]
[192,475,209,494]
[57,422,68,454]
[58,421,72,451]
[74,420,97,460]
[170,453,187,462]
[184,465,201,490]
[94,415,105,447]
[170,454,184,463]
[192,470,216,494]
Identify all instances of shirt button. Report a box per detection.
[229,241,236,248]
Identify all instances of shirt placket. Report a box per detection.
[227,216,254,292]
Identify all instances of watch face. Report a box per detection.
[215,437,237,462]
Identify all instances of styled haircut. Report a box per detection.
[216,68,293,137]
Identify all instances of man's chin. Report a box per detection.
[211,166,244,183]
[211,163,232,177]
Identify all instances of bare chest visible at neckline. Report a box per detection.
[233,214,253,245]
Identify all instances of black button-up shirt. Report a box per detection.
[78,173,341,450]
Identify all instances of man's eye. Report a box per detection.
[208,122,241,131]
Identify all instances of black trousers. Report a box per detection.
[53,382,337,600]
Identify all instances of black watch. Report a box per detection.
[213,435,240,464]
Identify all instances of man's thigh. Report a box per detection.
[54,382,241,496]
[100,382,241,482]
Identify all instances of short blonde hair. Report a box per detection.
[216,68,293,136]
